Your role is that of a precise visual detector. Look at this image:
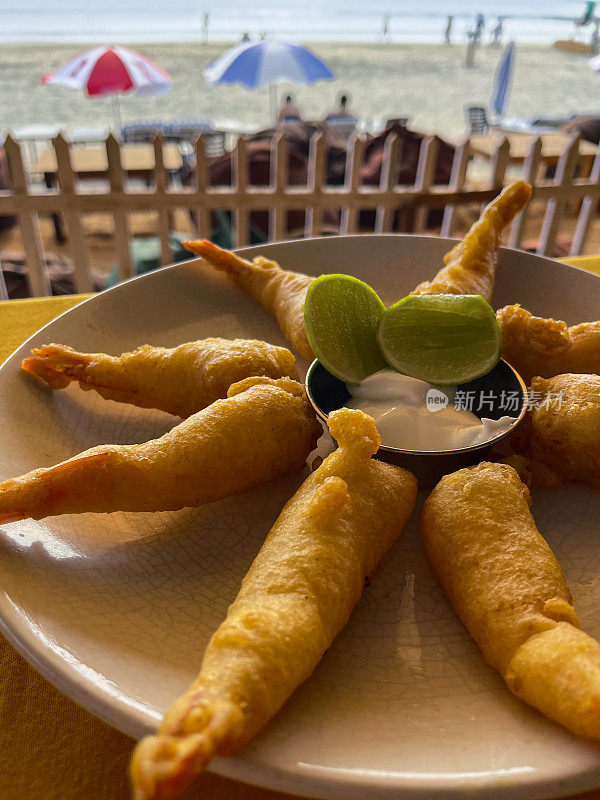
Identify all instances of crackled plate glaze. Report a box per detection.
[1,235,600,800]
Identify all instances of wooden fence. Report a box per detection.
[1,130,600,297]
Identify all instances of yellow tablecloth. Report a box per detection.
[1,256,600,800]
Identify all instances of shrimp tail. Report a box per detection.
[182,239,255,277]
[327,407,382,457]
[130,698,244,800]
[22,345,91,390]
[0,451,111,522]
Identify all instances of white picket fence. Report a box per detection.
[1,131,599,297]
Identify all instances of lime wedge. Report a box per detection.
[304,274,387,384]
[377,294,502,385]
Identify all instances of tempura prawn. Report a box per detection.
[22,338,299,419]
[422,461,600,742]
[130,408,417,800]
[497,304,600,384]
[0,377,321,524]
[412,180,532,301]
[511,373,600,487]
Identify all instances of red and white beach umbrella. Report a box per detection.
[41,46,172,130]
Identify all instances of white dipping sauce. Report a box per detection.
[345,370,516,451]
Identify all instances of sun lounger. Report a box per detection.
[120,121,167,143]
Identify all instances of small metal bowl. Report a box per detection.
[305,359,528,487]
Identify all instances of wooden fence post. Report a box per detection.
[153,135,172,266]
[53,133,93,292]
[508,136,542,250]
[537,135,581,257]
[3,135,50,297]
[413,136,439,233]
[305,132,326,237]
[340,134,365,235]
[440,140,470,237]
[270,132,288,242]
[232,136,249,248]
[375,133,400,233]
[106,133,134,281]
[192,136,211,238]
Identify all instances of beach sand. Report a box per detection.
[1,41,600,141]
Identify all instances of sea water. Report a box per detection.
[0,0,590,45]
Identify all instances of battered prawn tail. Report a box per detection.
[0,451,111,522]
[130,698,245,800]
[504,622,600,741]
[442,180,532,268]
[182,239,256,277]
[21,344,91,390]
[328,408,382,459]
[488,179,532,229]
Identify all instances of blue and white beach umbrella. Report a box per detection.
[204,39,335,121]
[490,40,515,118]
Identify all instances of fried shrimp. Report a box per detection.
[183,239,315,362]
[512,373,600,487]
[21,338,299,418]
[497,304,600,384]
[0,377,322,524]
[411,180,532,301]
[130,408,417,800]
[422,461,600,741]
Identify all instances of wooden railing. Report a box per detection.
[1,131,600,297]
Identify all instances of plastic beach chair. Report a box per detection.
[465,106,489,135]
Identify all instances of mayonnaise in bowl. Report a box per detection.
[345,370,517,452]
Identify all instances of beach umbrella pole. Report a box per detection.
[269,84,277,124]
[112,95,122,135]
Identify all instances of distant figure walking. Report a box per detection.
[202,11,209,43]
[445,15,454,44]
[241,31,250,42]
[278,94,302,124]
[490,17,504,46]
[325,93,356,122]
[474,13,485,44]
[382,14,391,42]
[465,27,478,67]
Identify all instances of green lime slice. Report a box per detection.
[377,294,502,385]
[304,274,388,384]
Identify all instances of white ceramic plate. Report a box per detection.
[1,235,600,800]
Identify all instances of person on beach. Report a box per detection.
[490,17,503,46]
[465,26,478,67]
[382,14,391,42]
[326,94,355,122]
[445,15,453,44]
[474,13,485,43]
[278,95,302,124]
